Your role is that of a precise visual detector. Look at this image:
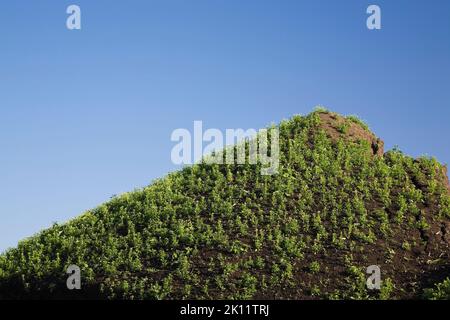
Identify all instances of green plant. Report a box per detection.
[424,278,450,300]
[379,278,395,299]
[309,261,321,274]
[346,115,369,131]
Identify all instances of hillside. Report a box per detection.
[0,109,449,300]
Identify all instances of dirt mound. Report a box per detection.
[440,166,450,192]
[1,110,449,300]
[317,112,384,156]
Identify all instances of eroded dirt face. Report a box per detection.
[317,112,384,156]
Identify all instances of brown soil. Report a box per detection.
[317,112,384,156]
[440,166,450,192]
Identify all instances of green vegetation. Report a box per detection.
[423,278,450,300]
[346,115,370,131]
[0,110,449,300]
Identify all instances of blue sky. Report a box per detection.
[0,0,449,252]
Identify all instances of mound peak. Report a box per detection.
[314,110,384,156]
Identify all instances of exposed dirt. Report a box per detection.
[440,166,450,192]
[317,112,384,156]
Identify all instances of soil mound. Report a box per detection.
[317,111,384,156]
[0,110,449,300]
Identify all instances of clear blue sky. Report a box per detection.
[0,0,449,252]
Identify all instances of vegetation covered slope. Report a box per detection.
[0,110,449,300]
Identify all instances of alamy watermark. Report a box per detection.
[367,5,381,30]
[66,5,81,30]
[66,265,81,290]
[366,265,381,290]
[64,4,380,31]
[171,121,279,175]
